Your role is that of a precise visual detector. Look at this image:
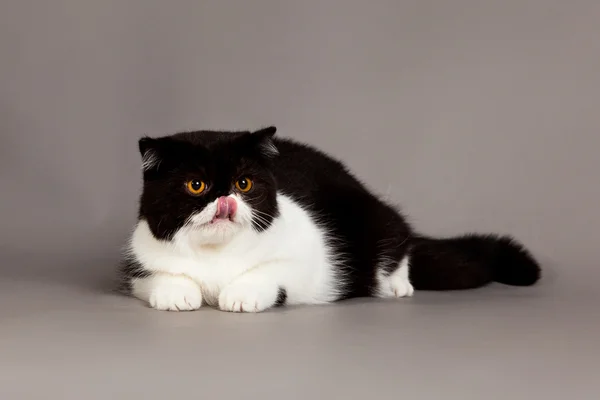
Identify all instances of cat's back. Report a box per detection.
[272,138,366,196]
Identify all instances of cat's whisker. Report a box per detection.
[244,192,268,207]
[251,212,271,229]
[252,209,274,219]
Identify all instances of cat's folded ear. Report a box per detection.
[138,136,162,171]
[251,126,278,158]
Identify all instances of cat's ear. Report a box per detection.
[253,126,277,138]
[251,126,278,158]
[138,136,162,171]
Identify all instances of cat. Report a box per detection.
[117,126,541,312]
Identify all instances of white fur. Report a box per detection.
[141,150,159,171]
[375,254,414,298]
[259,140,279,157]
[128,193,342,312]
[132,274,202,311]
[178,192,255,245]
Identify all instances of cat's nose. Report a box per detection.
[215,196,237,219]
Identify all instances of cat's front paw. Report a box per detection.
[148,275,203,311]
[218,281,278,313]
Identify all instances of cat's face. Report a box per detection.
[137,127,279,245]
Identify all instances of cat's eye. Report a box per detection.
[235,177,253,193]
[186,179,206,195]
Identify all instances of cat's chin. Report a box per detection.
[181,220,247,246]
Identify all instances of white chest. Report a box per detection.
[128,193,339,306]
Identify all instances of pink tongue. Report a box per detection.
[215,196,237,219]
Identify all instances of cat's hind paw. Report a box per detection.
[389,274,415,298]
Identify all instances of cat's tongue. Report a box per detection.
[215,196,237,220]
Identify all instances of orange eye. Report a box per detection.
[235,177,253,193]
[186,179,206,195]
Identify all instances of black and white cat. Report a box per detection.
[118,127,541,312]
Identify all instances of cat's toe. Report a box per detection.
[218,283,277,313]
[149,277,202,311]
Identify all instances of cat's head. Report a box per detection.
[137,127,279,245]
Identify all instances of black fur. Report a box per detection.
[121,126,541,299]
[274,288,287,307]
[117,254,150,294]
[138,127,279,240]
[409,234,540,290]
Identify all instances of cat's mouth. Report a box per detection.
[210,196,238,224]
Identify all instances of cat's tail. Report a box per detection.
[408,234,541,290]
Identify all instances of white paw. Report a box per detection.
[377,255,415,298]
[389,274,414,298]
[218,281,278,313]
[148,275,203,311]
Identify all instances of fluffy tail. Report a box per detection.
[409,234,541,290]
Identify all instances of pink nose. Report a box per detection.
[214,196,237,220]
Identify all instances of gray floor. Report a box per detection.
[1,256,598,399]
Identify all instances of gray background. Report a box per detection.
[1,1,599,399]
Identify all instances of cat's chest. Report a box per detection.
[184,247,265,305]
[189,254,255,306]
[185,249,247,278]
[174,225,291,305]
